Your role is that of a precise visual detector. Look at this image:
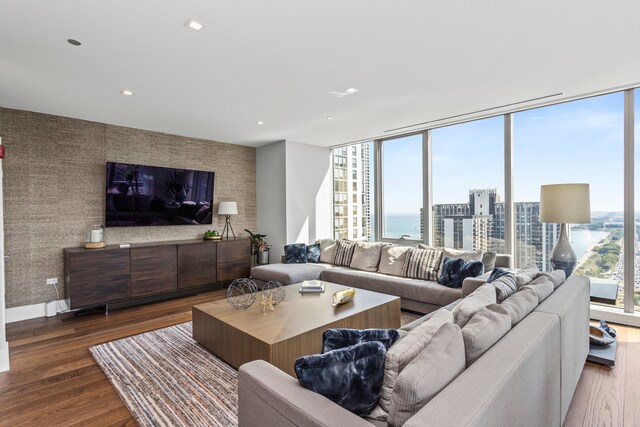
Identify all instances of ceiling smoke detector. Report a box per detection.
[330,87,359,98]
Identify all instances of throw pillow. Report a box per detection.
[461,304,512,367]
[491,273,517,303]
[402,247,443,281]
[535,270,566,289]
[379,309,453,413]
[515,263,539,289]
[294,341,386,416]
[306,243,321,263]
[378,245,412,276]
[317,239,337,264]
[284,243,307,264]
[387,323,466,427]
[350,242,385,272]
[459,260,484,286]
[437,257,465,287]
[519,275,554,303]
[452,283,497,327]
[333,239,357,267]
[322,328,400,353]
[481,250,498,272]
[487,267,510,283]
[500,288,539,326]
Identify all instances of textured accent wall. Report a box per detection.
[0,107,256,308]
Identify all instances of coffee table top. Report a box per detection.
[192,281,400,344]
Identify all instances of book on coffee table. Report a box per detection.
[299,280,325,293]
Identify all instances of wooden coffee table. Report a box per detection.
[192,281,401,376]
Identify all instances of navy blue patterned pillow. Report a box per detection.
[284,243,307,264]
[438,257,465,287]
[294,341,386,415]
[306,243,321,263]
[459,260,485,286]
[321,328,400,353]
[488,267,510,283]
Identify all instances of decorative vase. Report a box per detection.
[550,223,577,277]
[257,250,269,265]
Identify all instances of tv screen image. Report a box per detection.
[105,162,215,227]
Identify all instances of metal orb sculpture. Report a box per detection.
[262,281,286,305]
[226,278,258,309]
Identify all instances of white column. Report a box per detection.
[0,137,9,371]
[504,114,515,260]
[624,90,634,313]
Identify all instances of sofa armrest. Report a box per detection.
[495,253,512,268]
[239,360,371,427]
[462,274,489,298]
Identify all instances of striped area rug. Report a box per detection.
[91,312,422,426]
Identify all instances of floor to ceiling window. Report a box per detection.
[331,142,373,241]
[514,92,624,307]
[431,117,504,251]
[381,134,423,240]
[634,89,640,311]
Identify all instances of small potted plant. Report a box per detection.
[244,229,267,254]
[203,230,222,241]
[256,240,271,265]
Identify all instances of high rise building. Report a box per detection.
[434,189,562,271]
[332,144,371,241]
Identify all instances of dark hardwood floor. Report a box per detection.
[0,292,637,426]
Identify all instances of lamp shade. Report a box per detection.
[540,184,590,224]
[218,201,238,215]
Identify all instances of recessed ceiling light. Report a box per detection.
[185,18,205,31]
[344,87,358,94]
[121,89,134,96]
[256,121,264,125]
[330,87,359,98]
[326,116,334,120]
[67,39,81,46]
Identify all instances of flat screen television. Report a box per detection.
[105,162,215,227]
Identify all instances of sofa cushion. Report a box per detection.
[378,245,412,276]
[491,273,518,303]
[535,270,566,289]
[482,250,498,272]
[322,328,400,353]
[515,263,539,288]
[387,323,465,427]
[285,243,308,264]
[318,239,337,264]
[294,341,387,416]
[320,267,462,307]
[379,309,453,413]
[402,248,443,281]
[500,288,539,326]
[462,304,512,366]
[251,263,332,285]
[306,243,321,263]
[350,242,385,272]
[452,283,497,327]
[520,275,554,303]
[334,239,357,267]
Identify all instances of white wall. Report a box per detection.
[256,141,287,262]
[256,140,332,262]
[285,141,332,245]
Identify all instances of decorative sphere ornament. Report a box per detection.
[262,281,286,305]
[226,278,258,309]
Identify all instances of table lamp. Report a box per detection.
[540,183,591,277]
[218,201,238,239]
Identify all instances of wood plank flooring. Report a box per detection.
[0,292,637,426]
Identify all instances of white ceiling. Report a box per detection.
[1,0,639,148]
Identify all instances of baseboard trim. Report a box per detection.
[6,300,70,323]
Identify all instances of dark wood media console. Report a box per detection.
[64,238,251,310]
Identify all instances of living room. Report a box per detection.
[1,1,639,426]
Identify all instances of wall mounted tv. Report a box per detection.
[105,162,215,227]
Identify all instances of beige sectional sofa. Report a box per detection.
[250,240,512,314]
[238,273,589,427]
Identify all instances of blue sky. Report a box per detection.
[382,90,630,214]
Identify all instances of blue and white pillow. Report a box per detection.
[306,243,321,263]
[439,257,484,288]
[321,328,400,353]
[284,243,307,264]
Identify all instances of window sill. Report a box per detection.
[590,304,640,328]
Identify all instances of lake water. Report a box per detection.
[570,229,610,260]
